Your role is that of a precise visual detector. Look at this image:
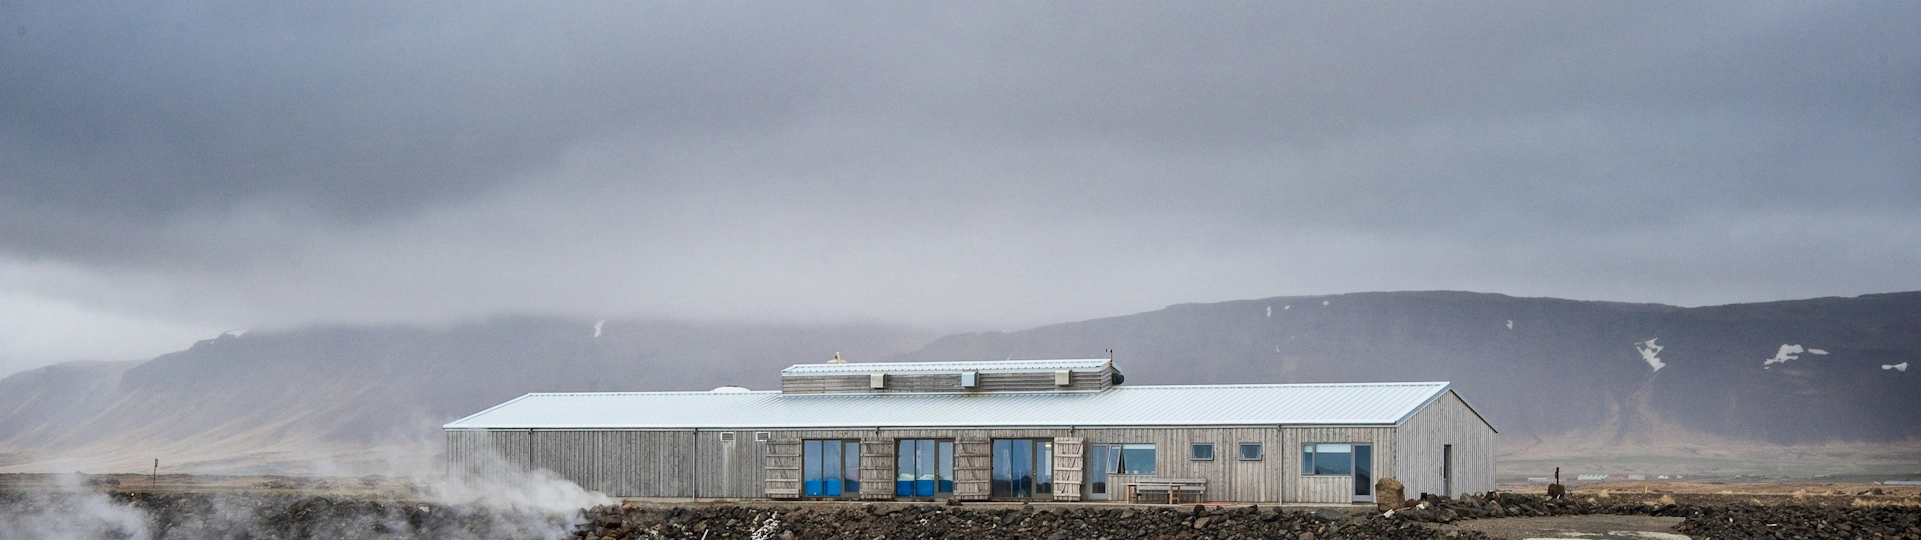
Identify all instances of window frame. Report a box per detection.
[1118,443,1157,476]
[1190,443,1215,461]
[1237,442,1262,461]
[801,439,864,498]
[1301,442,1357,476]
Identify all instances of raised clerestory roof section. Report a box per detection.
[778,358,1121,394]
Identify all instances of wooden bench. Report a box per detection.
[1124,478,1207,504]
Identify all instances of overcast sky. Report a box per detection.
[2,1,1916,374]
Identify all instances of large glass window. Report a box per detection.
[895,439,954,497]
[990,439,1054,499]
[1120,443,1156,475]
[1302,443,1361,475]
[803,440,860,497]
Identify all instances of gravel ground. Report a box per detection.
[1435,515,1687,539]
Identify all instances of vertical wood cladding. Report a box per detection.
[1279,426,1396,504]
[858,438,895,500]
[763,438,800,499]
[444,395,1493,503]
[953,436,993,500]
[1052,436,1084,501]
[1394,391,1496,498]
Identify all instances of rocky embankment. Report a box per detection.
[573,502,1485,540]
[4,489,1919,539]
[1387,491,1921,540]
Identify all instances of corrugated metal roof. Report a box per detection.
[444,381,1453,429]
[781,358,1112,376]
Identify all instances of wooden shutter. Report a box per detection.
[1052,437,1084,501]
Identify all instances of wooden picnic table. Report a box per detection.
[1123,478,1206,504]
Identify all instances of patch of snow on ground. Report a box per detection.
[1266,306,1271,317]
[1764,344,1806,368]
[1635,339,1666,372]
[1321,300,1329,306]
[1884,362,1909,372]
[1807,348,1828,355]
[592,320,605,338]
[1506,320,1513,330]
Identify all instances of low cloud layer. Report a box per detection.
[3,2,1916,374]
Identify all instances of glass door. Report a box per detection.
[803,440,861,498]
[1086,444,1120,500]
[1352,444,1373,502]
[991,439,1054,499]
[895,439,955,498]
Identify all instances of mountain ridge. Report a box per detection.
[0,291,1914,475]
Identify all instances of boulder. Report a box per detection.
[1375,478,1406,511]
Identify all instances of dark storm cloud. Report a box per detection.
[0,1,1917,368]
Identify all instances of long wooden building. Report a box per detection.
[444,358,1495,504]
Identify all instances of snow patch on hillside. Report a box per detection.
[1764,344,1808,368]
[1636,338,1666,372]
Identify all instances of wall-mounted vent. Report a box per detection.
[719,432,737,442]
[870,373,886,389]
[960,371,978,388]
[754,432,771,442]
[1054,369,1071,386]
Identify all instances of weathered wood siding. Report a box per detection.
[445,429,531,478]
[697,431,766,499]
[953,436,991,501]
[1296,476,1352,503]
[1052,437,1083,501]
[763,438,800,499]
[447,419,1488,504]
[1393,391,1496,498]
[855,438,893,500]
[1279,426,1396,504]
[780,368,1113,394]
[531,430,701,497]
[1076,427,1283,503]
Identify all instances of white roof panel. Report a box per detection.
[444,381,1453,429]
[781,359,1112,376]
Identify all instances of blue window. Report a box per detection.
[804,439,860,498]
[991,439,1054,499]
[895,439,954,497]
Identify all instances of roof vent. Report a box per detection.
[1055,369,1071,386]
[960,371,978,388]
[827,352,846,364]
[710,385,752,393]
[870,373,886,389]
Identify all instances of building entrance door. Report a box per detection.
[1352,444,1374,503]
[803,439,861,498]
[895,439,954,498]
[1086,444,1121,500]
[991,439,1053,499]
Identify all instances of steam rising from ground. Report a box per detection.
[0,476,150,540]
[0,452,609,539]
